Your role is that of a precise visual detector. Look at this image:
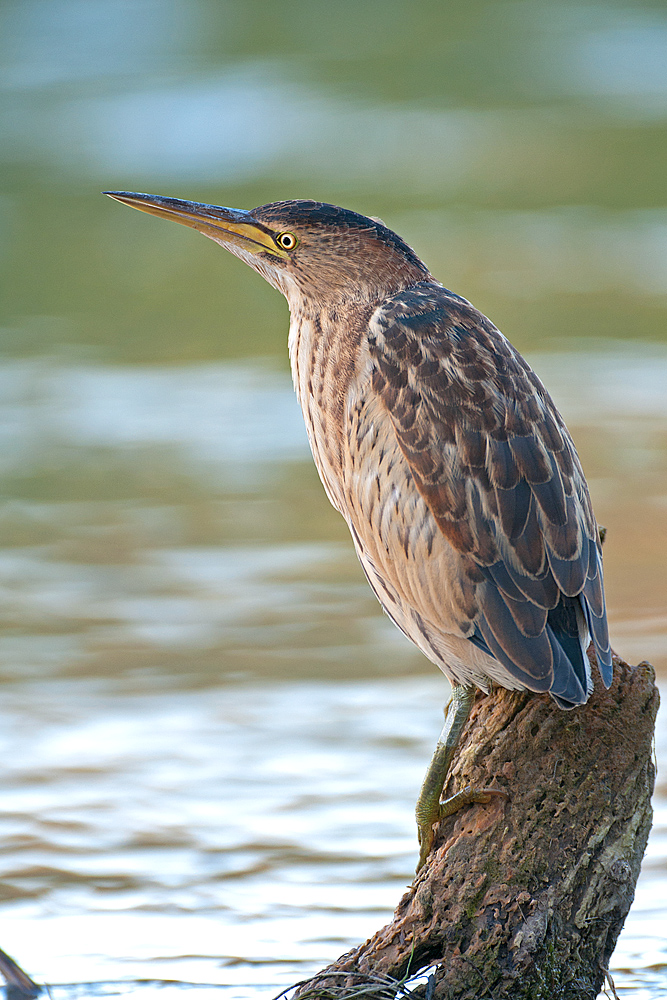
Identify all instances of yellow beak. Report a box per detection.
[104,191,289,259]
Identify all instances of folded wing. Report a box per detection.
[367,281,612,706]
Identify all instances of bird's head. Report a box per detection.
[104,192,430,309]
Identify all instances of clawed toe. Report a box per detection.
[415,785,508,873]
[439,785,508,819]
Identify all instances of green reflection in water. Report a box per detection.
[0,2,666,995]
[1,0,667,362]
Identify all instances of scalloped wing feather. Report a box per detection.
[367,282,611,702]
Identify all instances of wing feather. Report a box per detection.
[367,281,611,702]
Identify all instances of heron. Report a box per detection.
[105,192,613,871]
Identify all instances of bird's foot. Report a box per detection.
[416,785,508,873]
[439,784,508,820]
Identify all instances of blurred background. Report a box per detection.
[0,1,666,997]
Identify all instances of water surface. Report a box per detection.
[1,0,666,995]
[0,353,663,998]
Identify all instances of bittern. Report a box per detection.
[105,192,613,872]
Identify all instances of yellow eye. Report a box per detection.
[276,231,298,251]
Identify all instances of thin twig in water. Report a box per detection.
[601,968,620,1000]
[272,949,434,1000]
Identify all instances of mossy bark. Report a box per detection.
[293,653,658,1000]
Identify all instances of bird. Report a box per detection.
[104,191,613,871]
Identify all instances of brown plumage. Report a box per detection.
[105,191,613,866]
[104,192,612,707]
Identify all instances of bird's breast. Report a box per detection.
[287,303,476,650]
[287,303,371,513]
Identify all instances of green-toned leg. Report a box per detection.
[415,684,504,872]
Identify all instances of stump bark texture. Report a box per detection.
[294,653,658,1000]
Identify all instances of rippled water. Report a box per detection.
[0,678,663,998]
[0,351,664,680]
[2,0,667,994]
[0,351,663,998]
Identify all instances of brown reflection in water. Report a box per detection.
[1,1,667,990]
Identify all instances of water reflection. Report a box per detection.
[4,4,667,181]
[401,208,667,296]
[0,351,664,679]
[0,678,440,986]
[0,350,662,997]
[0,675,663,995]
[0,361,308,477]
[2,0,667,994]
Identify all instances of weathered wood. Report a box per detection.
[292,653,658,1000]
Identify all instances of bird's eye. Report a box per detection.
[276,232,298,251]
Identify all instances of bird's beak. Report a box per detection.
[103,191,289,259]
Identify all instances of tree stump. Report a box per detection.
[291,653,658,1000]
